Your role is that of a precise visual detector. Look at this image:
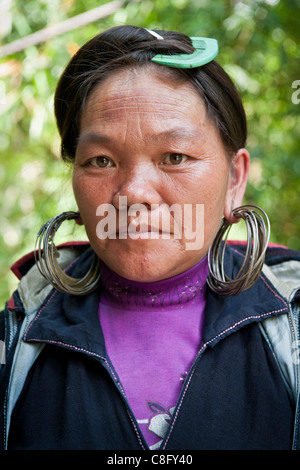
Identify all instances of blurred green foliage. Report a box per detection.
[0,0,299,305]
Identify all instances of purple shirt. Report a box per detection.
[98,258,209,449]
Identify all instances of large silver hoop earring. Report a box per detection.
[35,211,100,295]
[207,205,270,296]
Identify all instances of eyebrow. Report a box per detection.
[77,132,111,146]
[149,128,201,143]
[77,128,202,146]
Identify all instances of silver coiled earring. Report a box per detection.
[35,211,100,295]
[207,205,270,296]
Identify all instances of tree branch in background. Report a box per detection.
[0,0,125,58]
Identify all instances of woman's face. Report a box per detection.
[73,67,248,282]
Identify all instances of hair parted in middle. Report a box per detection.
[54,25,247,163]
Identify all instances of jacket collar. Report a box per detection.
[23,245,290,356]
[202,245,289,348]
[23,247,107,360]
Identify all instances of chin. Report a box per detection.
[95,238,191,282]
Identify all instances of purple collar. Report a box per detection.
[99,257,209,311]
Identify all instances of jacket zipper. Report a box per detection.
[160,341,208,450]
[4,310,38,450]
[288,289,300,450]
[3,309,21,450]
[100,355,148,450]
[160,300,298,450]
[7,312,18,352]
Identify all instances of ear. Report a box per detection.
[75,214,84,226]
[224,148,250,224]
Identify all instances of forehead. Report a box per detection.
[80,67,206,127]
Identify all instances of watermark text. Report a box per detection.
[292,80,300,104]
[95,197,204,251]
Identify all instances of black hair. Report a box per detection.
[54,25,247,162]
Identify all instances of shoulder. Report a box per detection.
[228,241,300,275]
[6,242,92,314]
[227,240,300,264]
[228,241,300,300]
[10,241,91,281]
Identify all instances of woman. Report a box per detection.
[1,25,300,450]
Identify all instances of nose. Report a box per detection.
[112,164,161,210]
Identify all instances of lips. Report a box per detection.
[117,221,171,239]
[96,203,182,240]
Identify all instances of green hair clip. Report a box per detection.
[151,37,218,69]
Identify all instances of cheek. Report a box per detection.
[178,165,229,209]
[186,166,230,238]
[203,178,229,219]
[73,170,109,205]
[72,172,103,228]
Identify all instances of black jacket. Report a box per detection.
[1,243,300,450]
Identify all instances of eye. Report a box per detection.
[163,153,188,165]
[88,156,113,168]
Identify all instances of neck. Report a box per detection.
[99,257,209,311]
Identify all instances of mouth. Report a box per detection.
[116,224,172,239]
[96,205,181,240]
